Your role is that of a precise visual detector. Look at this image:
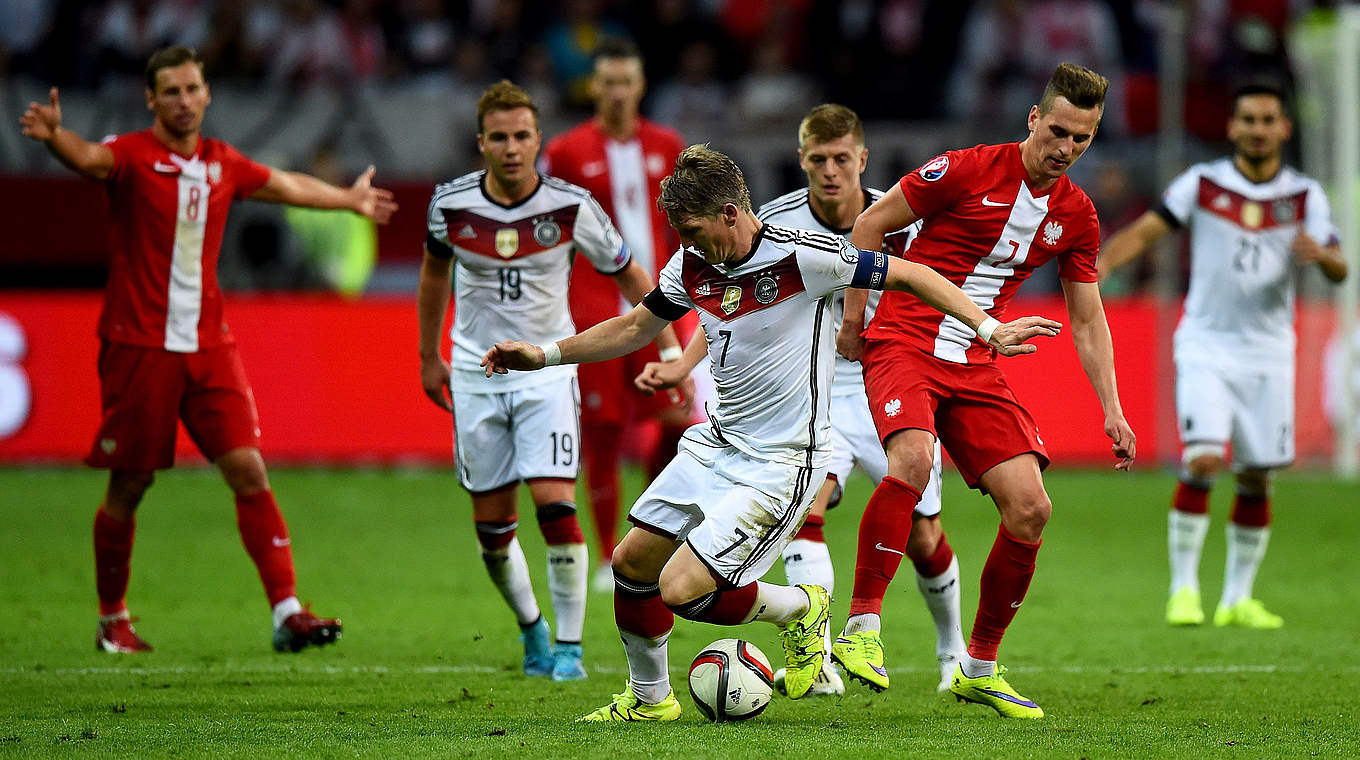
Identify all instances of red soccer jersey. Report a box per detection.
[542,118,684,328]
[867,142,1100,364]
[98,129,271,352]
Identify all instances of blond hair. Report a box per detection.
[798,104,864,149]
[658,144,752,221]
[1038,63,1109,114]
[476,80,538,132]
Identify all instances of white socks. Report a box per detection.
[782,538,834,597]
[915,555,966,660]
[744,582,810,626]
[272,596,303,629]
[843,612,881,635]
[1168,510,1211,594]
[1221,523,1270,607]
[481,537,541,626]
[962,653,995,678]
[621,629,672,703]
[545,542,588,643]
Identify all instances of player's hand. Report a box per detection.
[989,316,1063,357]
[20,87,62,142]
[481,340,545,376]
[836,323,865,362]
[1290,230,1330,265]
[1106,413,1137,471]
[634,360,690,395]
[350,165,398,224]
[420,355,453,412]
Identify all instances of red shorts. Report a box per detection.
[862,340,1048,488]
[577,342,688,425]
[85,340,262,471]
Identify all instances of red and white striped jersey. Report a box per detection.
[1159,158,1337,369]
[97,130,271,352]
[425,172,629,393]
[867,142,1100,364]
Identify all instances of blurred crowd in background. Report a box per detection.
[0,0,1351,296]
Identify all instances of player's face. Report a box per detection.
[1025,97,1101,183]
[1228,94,1291,164]
[478,107,541,187]
[671,208,739,264]
[592,57,645,120]
[146,62,210,138]
[799,134,866,205]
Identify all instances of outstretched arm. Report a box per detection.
[881,257,1063,356]
[1061,278,1136,470]
[610,259,682,353]
[1098,210,1173,282]
[250,165,398,223]
[482,303,672,375]
[20,87,114,180]
[840,184,921,361]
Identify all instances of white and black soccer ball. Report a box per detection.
[687,638,775,722]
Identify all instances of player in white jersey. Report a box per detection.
[754,104,964,695]
[1101,83,1347,630]
[481,145,1062,721]
[417,81,681,681]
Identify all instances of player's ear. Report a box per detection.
[722,203,739,225]
[1027,105,1040,132]
[858,145,868,173]
[145,87,156,112]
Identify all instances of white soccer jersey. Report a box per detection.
[756,188,920,391]
[1160,158,1338,369]
[426,172,630,393]
[643,223,890,466]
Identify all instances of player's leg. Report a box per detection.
[526,477,589,680]
[1214,369,1290,628]
[516,377,590,679]
[783,386,854,600]
[1167,360,1231,625]
[94,470,156,652]
[775,478,843,696]
[900,436,965,692]
[576,357,625,588]
[85,342,183,653]
[579,526,683,722]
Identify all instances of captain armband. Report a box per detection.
[850,248,889,290]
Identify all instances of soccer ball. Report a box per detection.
[687,638,775,722]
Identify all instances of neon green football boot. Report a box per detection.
[1213,598,1283,629]
[949,663,1044,719]
[779,584,830,699]
[577,684,682,723]
[830,629,889,692]
[1166,587,1205,626]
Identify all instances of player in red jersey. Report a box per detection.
[19,45,397,654]
[830,63,1136,717]
[540,38,694,589]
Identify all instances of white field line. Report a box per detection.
[2,663,1355,677]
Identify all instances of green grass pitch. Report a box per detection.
[1,466,1357,758]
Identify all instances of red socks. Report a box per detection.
[614,572,674,639]
[912,532,955,578]
[93,506,134,616]
[537,501,586,545]
[1231,491,1271,528]
[235,490,297,606]
[968,524,1041,662]
[794,513,825,542]
[582,422,622,558]
[1173,480,1210,514]
[849,476,921,616]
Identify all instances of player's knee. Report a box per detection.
[1183,445,1226,481]
[219,449,270,496]
[1003,494,1051,540]
[885,437,935,490]
[107,470,154,512]
[1236,469,1271,496]
[474,518,518,552]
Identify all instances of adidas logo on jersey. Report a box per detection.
[458,224,477,239]
[695,282,711,296]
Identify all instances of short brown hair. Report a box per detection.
[798,104,864,149]
[145,45,204,92]
[658,144,752,222]
[1038,63,1108,114]
[477,80,539,132]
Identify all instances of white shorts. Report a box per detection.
[826,387,943,518]
[1176,360,1294,469]
[452,376,580,492]
[628,425,827,588]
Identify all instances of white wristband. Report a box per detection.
[658,346,684,362]
[976,316,1001,343]
[542,342,562,367]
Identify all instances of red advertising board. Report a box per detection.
[0,292,1339,467]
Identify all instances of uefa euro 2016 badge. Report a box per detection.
[919,155,949,182]
[721,286,742,315]
[495,228,519,258]
[754,276,778,304]
[533,216,562,247]
[1241,201,1264,229]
